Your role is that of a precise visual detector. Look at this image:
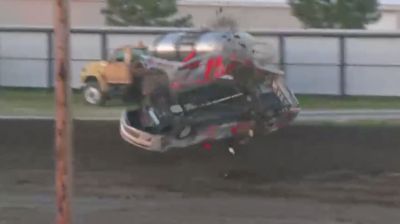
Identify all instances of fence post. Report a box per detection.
[339,36,347,96]
[101,32,108,60]
[278,34,286,73]
[47,31,53,89]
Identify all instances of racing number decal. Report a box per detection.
[204,56,226,81]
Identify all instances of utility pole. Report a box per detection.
[54,0,73,224]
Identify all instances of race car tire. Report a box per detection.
[122,81,143,104]
[141,69,169,97]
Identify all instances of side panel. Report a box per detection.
[103,62,131,84]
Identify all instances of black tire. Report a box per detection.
[123,73,144,104]
[122,84,142,104]
[83,81,106,106]
[141,69,170,97]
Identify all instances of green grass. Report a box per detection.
[1,89,400,118]
[295,119,400,126]
[297,95,400,109]
[0,88,138,118]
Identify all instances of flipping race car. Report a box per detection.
[120,31,300,153]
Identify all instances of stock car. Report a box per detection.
[120,31,300,152]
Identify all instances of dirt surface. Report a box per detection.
[1,119,400,224]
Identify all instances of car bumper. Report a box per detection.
[119,112,165,152]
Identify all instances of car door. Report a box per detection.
[104,48,131,84]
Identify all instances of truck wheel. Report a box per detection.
[83,81,106,106]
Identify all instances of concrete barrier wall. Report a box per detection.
[1,27,400,96]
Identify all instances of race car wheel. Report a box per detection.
[83,81,106,106]
[141,69,169,97]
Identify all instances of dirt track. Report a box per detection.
[2,119,400,224]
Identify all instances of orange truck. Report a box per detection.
[80,44,147,105]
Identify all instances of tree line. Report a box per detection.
[102,0,381,29]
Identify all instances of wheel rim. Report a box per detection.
[84,86,101,104]
[178,126,191,138]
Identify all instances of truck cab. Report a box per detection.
[80,44,148,105]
